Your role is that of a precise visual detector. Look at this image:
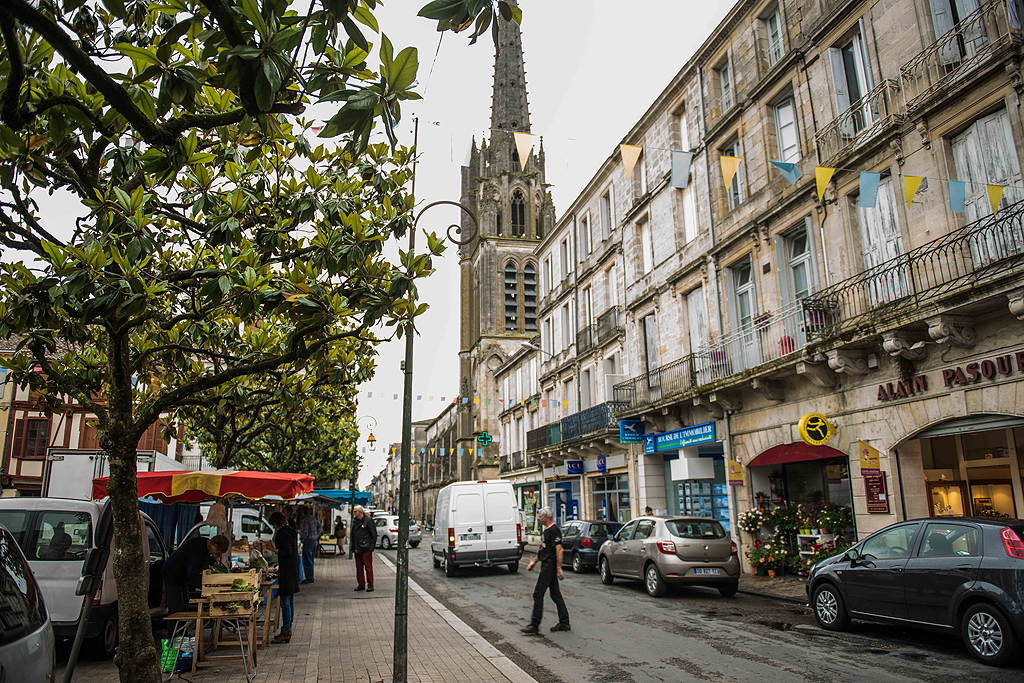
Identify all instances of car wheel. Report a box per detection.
[813,583,850,631]
[645,563,667,597]
[717,579,739,597]
[599,557,614,585]
[445,557,457,577]
[410,541,419,548]
[86,604,118,660]
[382,536,392,550]
[572,553,583,573]
[433,555,441,569]
[508,561,519,574]
[963,603,1019,666]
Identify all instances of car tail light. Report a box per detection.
[656,540,676,554]
[516,524,522,543]
[448,527,455,548]
[581,537,592,548]
[1001,527,1024,559]
[92,580,103,606]
[731,541,738,556]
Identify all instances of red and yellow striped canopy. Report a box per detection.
[92,469,315,503]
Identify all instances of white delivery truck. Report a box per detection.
[430,480,522,577]
[40,448,188,500]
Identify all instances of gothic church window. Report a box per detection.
[496,206,503,236]
[504,263,519,331]
[511,143,520,169]
[511,190,526,237]
[523,264,537,332]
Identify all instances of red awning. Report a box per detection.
[746,442,847,468]
[92,469,314,504]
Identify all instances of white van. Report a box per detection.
[430,480,522,576]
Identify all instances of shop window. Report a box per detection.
[861,523,920,561]
[592,474,631,524]
[961,429,1009,461]
[917,523,980,557]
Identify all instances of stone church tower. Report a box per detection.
[455,12,556,479]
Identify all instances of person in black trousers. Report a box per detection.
[162,535,230,616]
[521,506,570,633]
[270,511,300,643]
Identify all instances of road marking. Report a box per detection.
[379,554,538,683]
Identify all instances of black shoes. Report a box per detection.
[520,624,538,634]
[354,586,365,592]
[301,579,314,584]
[550,623,571,632]
[271,632,291,644]
[366,587,374,593]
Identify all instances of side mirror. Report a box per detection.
[845,548,861,564]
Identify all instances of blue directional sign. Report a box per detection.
[643,422,717,454]
[619,419,645,443]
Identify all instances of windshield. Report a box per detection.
[667,520,726,540]
[588,523,620,537]
[0,529,47,645]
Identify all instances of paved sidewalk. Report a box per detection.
[57,552,535,683]
[738,573,808,603]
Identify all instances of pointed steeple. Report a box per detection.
[490,9,531,136]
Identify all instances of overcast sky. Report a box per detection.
[355,1,732,485]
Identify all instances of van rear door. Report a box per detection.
[483,484,517,561]
[451,485,485,552]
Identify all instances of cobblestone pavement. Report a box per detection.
[55,551,534,683]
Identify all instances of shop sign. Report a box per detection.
[858,440,881,477]
[877,375,928,401]
[877,351,1024,401]
[566,460,583,475]
[597,454,607,472]
[798,413,834,446]
[726,458,744,486]
[618,419,645,443]
[642,422,717,454]
[864,472,890,513]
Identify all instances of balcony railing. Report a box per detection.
[577,324,596,354]
[756,36,785,74]
[561,401,628,442]
[512,450,524,470]
[527,422,561,451]
[499,455,511,474]
[901,1,1020,112]
[815,79,902,165]
[596,305,623,344]
[180,455,215,471]
[804,199,1024,340]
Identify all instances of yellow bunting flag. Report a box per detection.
[720,156,741,190]
[474,397,480,404]
[563,400,569,408]
[513,132,537,172]
[620,144,643,179]
[988,184,1005,216]
[904,176,924,209]
[815,167,836,202]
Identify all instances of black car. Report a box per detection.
[806,517,1024,666]
[559,520,623,573]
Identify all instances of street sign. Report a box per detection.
[566,460,583,475]
[643,422,717,454]
[798,413,833,446]
[477,431,493,446]
[618,419,645,443]
[597,454,607,472]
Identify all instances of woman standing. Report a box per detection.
[270,511,299,644]
[334,515,346,555]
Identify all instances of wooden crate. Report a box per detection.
[202,592,257,616]
[201,569,258,596]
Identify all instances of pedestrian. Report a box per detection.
[645,506,653,516]
[334,515,346,555]
[300,507,322,584]
[521,506,570,633]
[162,534,230,616]
[351,505,377,592]
[269,511,299,644]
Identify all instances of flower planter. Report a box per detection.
[756,566,767,576]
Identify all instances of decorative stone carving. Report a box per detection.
[916,120,930,150]
[882,330,927,360]
[1006,61,1023,97]
[1008,288,1024,320]
[796,359,837,388]
[827,349,869,375]
[751,378,784,402]
[927,314,976,347]
[889,138,904,167]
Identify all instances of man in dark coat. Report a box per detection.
[351,505,377,592]
[270,511,300,643]
[162,534,230,615]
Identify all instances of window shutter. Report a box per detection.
[828,47,851,113]
[928,0,957,64]
[11,418,26,460]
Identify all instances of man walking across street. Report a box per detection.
[300,507,322,584]
[522,506,570,633]
[352,505,377,592]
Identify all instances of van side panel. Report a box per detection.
[430,488,451,556]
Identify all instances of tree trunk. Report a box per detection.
[103,334,162,683]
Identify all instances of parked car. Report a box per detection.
[0,523,55,682]
[431,480,522,576]
[0,498,167,660]
[374,516,422,549]
[598,516,740,597]
[807,517,1024,666]
[559,520,622,573]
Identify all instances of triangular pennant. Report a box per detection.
[948,180,966,213]
[988,184,1005,216]
[770,160,802,185]
[858,172,880,208]
[671,151,694,189]
[563,400,569,408]
[513,132,537,172]
[720,156,741,189]
[815,167,836,202]
[904,176,924,209]
[620,144,643,179]
[430,448,435,455]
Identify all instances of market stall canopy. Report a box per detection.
[92,469,315,504]
[315,489,372,506]
[746,443,847,468]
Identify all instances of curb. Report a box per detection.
[379,555,538,683]
[737,588,808,606]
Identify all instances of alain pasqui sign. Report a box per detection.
[643,422,717,455]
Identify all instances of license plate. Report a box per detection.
[460,533,481,541]
[693,567,721,576]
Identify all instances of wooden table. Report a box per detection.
[318,537,339,556]
[257,579,279,648]
[191,597,257,681]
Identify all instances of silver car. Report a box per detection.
[598,516,741,597]
[374,516,422,549]
[0,524,56,682]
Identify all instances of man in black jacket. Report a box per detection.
[351,505,377,592]
[521,506,570,633]
[163,534,230,615]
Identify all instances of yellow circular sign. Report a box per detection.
[798,413,834,446]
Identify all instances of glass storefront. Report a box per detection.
[592,475,631,523]
[750,457,854,510]
[548,479,580,526]
[518,484,542,535]
[664,458,730,532]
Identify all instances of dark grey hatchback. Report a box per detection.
[558,520,622,573]
[806,517,1024,666]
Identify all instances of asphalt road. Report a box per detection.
[382,537,1024,683]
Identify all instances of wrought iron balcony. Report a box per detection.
[512,450,525,470]
[527,421,561,451]
[756,36,786,75]
[577,324,596,354]
[180,455,215,471]
[804,199,1024,341]
[596,305,623,344]
[814,79,902,165]
[499,455,511,474]
[901,1,1020,112]
[561,401,628,442]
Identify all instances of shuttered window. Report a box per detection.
[857,177,906,304]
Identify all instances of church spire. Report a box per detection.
[490,9,531,136]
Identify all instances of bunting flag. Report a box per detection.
[858,172,880,208]
[948,179,966,213]
[988,184,1005,216]
[620,144,643,179]
[904,176,924,209]
[513,132,537,172]
[770,160,802,185]
[671,151,694,189]
[720,156,741,189]
[815,167,836,202]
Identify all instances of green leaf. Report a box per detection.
[254,57,282,111]
[239,0,269,41]
[417,0,462,21]
[387,47,417,93]
[115,43,162,68]
[343,18,368,53]
[379,33,393,72]
[353,3,379,32]
[347,89,379,110]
